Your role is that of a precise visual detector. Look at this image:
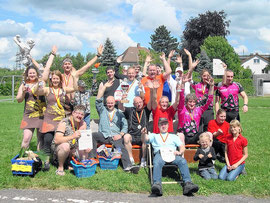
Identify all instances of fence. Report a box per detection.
[0,75,22,102]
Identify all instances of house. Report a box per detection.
[240,53,270,74]
[119,43,150,68]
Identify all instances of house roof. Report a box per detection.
[119,44,149,64]
[240,53,270,64]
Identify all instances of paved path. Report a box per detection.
[0,189,269,203]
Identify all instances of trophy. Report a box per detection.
[121,78,129,103]
[137,71,143,93]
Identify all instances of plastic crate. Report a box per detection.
[11,154,42,176]
[98,155,121,170]
[70,159,98,178]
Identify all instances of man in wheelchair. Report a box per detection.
[143,117,199,196]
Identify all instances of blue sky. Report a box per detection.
[1,0,270,68]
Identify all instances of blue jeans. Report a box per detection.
[84,113,90,130]
[153,152,191,184]
[199,168,218,180]
[219,164,245,181]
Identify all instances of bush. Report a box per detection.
[0,82,12,96]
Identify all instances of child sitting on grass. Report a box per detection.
[194,132,218,180]
[219,120,248,181]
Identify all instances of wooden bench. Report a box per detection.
[184,144,200,163]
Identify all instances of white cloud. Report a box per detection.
[258,27,270,43]
[234,45,248,55]
[0,20,29,38]
[128,0,181,33]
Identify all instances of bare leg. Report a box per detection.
[56,143,70,173]
[124,134,133,159]
[36,129,44,151]
[21,128,34,149]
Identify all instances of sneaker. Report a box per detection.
[124,165,140,174]
[183,182,199,196]
[43,161,50,172]
[151,182,163,196]
[140,158,147,168]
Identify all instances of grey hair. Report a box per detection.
[62,58,73,66]
[185,93,197,105]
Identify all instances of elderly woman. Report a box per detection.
[207,109,230,163]
[177,76,214,145]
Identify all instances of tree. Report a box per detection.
[196,50,213,74]
[181,10,230,57]
[150,25,179,56]
[200,36,243,77]
[72,52,85,70]
[100,38,117,67]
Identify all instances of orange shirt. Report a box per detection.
[141,74,165,106]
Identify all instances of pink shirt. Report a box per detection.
[216,82,244,112]
[177,89,213,136]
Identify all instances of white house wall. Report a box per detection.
[242,56,268,74]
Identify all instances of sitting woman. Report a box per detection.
[207,109,230,163]
[219,119,248,181]
[51,105,91,176]
[35,70,79,171]
[177,76,214,145]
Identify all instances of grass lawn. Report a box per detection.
[0,96,270,197]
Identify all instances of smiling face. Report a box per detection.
[216,112,226,124]
[147,65,157,79]
[62,62,72,73]
[133,97,144,111]
[199,136,210,149]
[127,68,136,81]
[159,122,169,133]
[27,68,38,82]
[226,71,234,85]
[106,69,115,80]
[159,97,169,110]
[201,71,210,84]
[156,66,163,75]
[106,96,116,111]
[51,74,61,88]
[72,110,85,123]
[187,99,196,110]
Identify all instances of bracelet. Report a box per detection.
[96,54,101,58]
[243,104,248,106]
[51,52,56,56]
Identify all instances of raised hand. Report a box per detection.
[184,48,191,56]
[97,44,104,56]
[104,80,114,88]
[175,54,182,64]
[222,62,227,70]
[192,59,200,69]
[159,52,166,60]
[117,55,123,63]
[168,50,175,58]
[145,55,152,64]
[52,45,57,55]
[206,76,214,86]
[182,73,192,84]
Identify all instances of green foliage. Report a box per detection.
[200,36,245,78]
[181,10,230,57]
[0,82,12,95]
[100,38,117,67]
[197,50,213,74]
[150,25,179,56]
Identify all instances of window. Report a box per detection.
[254,59,260,64]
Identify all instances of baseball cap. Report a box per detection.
[175,66,183,73]
[158,117,169,125]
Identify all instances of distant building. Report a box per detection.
[240,53,270,74]
[119,43,150,68]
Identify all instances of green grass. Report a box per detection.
[0,97,270,197]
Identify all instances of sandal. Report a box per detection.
[55,170,65,176]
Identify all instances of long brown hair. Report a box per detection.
[49,70,63,88]
[23,65,40,82]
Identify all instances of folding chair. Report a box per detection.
[146,144,182,185]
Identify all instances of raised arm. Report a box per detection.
[240,91,248,113]
[142,55,152,76]
[75,44,103,77]
[96,80,113,100]
[221,62,227,85]
[184,48,199,80]
[215,95,220,113]
[160,52,172,79]
[172,82,182,110]
[114,55,127,80]
[167,50,175,65]
[42,45,57,82]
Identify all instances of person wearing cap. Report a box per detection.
[166,50,192,104]
[143,117,199,196]
[74,80,91,129]
[90,80,140,174]
[42,44,103,115]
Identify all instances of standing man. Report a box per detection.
[215,70,248,122]
[91,80,140,173]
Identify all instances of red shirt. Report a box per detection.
[226,134,248,165]
[207,120,230,143]
[152,106,176,133]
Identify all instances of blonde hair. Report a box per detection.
[229,119,242,134]
[198,132,211,144]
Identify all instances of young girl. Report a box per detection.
[219,120,248,181]
[194,132,218,180]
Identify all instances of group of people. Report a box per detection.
[16,46,249,196]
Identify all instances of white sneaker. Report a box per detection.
[140,158,147,168]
